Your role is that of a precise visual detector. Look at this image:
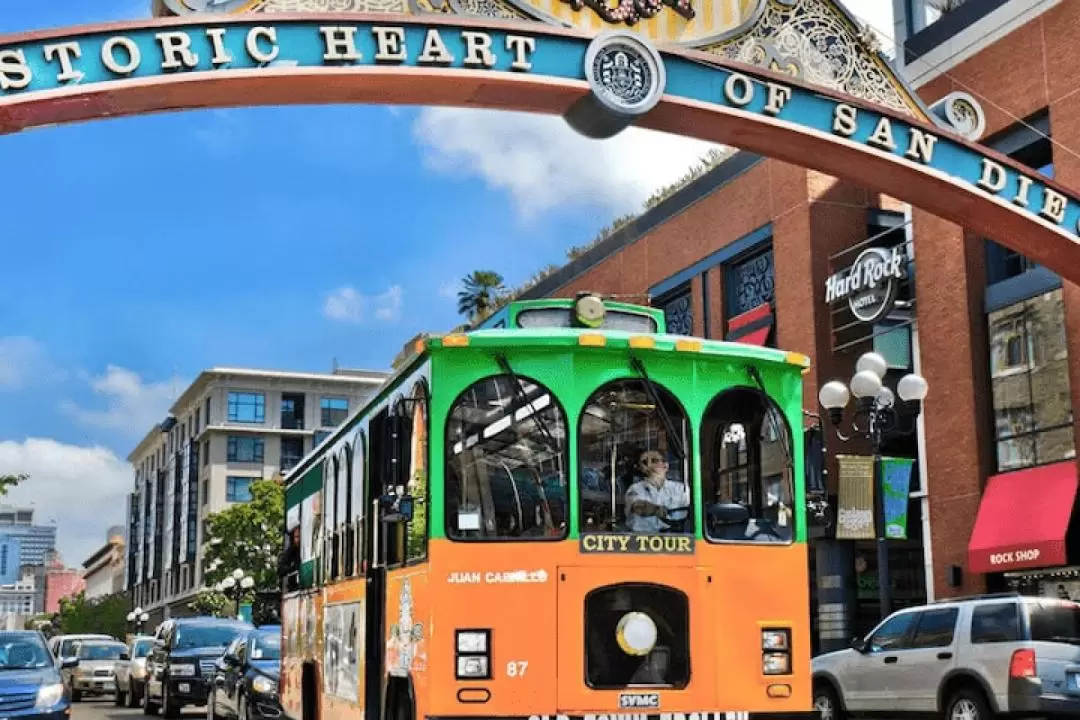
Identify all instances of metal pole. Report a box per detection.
[873,450,892,619]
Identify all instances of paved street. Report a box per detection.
[73,697,205,720]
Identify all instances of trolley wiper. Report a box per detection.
[494,354,560,455]
[748,365,793,467]
[628,354,685,460]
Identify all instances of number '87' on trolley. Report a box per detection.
[277,295,814,720]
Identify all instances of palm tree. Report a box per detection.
[927,0,967,12]
[457,271,506,322]
[0,474,25,495]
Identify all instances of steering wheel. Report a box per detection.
[748,518,787,541]
[661,505,692,532]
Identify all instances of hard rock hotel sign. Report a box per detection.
[2,0,1080,282]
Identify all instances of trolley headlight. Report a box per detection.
[454,629,491,680]
[762,629,790,651]
[456,632,488,654]
[762,627,792,675]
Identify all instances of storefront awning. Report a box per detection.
[968,460,1079,574]
[726,302,774,346]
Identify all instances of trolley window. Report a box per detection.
[445,374,568,540]
[700,386,794,544]
[578,379,692,534]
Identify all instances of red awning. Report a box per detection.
[968,460,1079,574]
[726,303,774,347]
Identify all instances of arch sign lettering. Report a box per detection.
[3,0,1080,282]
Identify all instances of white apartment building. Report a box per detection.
[125,366,388,623]
[81,526,125,601]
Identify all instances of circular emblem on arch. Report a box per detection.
[161,0,264,15]
[584,31,666,118]
[929,90,987,141]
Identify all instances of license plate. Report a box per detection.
[178,683,190,693]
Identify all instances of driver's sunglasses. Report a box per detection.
[644,456,668,465]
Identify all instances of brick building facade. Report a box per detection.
[519,0,1080,649]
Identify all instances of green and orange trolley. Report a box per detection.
[279,294,813,720]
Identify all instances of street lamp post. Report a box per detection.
[818,351,929,620]
[126,607,150,634]
[217,569,255,620]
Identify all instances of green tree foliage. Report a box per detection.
[201,479,285,596]
[456,271,507,322]
[0,474,27,496]
[56,592,129,640]
[187,589,230,618]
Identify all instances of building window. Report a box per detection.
[658,285,693,336]
[986,162,1052,284]
[281,437,304,471]
[227,436,265,464]
[205,397,211,427]
[321,397,349,427]
[202,440,210,466]
[313,430,331,449]
[227,392,265,423]
[989,288,1075,472]
[725,247,775,319]
[281,393,305,430]
[226,477,255,503]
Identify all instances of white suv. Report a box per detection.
[812,593,1080,719]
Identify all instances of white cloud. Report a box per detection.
[413,108,722,218]
[438,281,459,300]
[0,438,134,566]
[323,285,404,324]
[0,337,48,391]
[62,365,183,437]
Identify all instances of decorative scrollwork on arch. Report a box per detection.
[700,0,913,116]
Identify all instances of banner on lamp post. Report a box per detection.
[880,457,915,540]
[835,455,876,540]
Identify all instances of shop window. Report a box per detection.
[445,374,568,541]
[725,247,774,317]
[700,387,793,544]
[579,379,691,534]
[657,285,693,336]
[872,322,913,371]
[988,288,1075,472]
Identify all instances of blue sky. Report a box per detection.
[0,0,891,562]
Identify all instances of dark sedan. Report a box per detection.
[206,628,281,720]
[0,630,78,720]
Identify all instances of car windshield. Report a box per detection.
[0,633,51,670]
[60,637,109,657]
[132,639,154,658]
[78,643,125,660]
[249,633,280,661]
[175,625,246,649]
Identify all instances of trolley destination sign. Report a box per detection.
[3,17,1080,257]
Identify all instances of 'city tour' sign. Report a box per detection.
[3,15,1080,282]
[824,244,908,324]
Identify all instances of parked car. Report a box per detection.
[206,627,282,720]
[143,617,254,718]
[64,639,127,702]
[0,630,78,720]
[114,635,154,708]
[48,634,113,660]
[812,592,1080,720]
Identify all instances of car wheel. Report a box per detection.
[128,680,140,709]
[72,689,82,703]
[946,686,992,720]
[115,685,126,707]
[207,689,216,720]
[813,682,842,720]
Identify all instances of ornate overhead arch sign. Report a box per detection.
[0,10,1077,284]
